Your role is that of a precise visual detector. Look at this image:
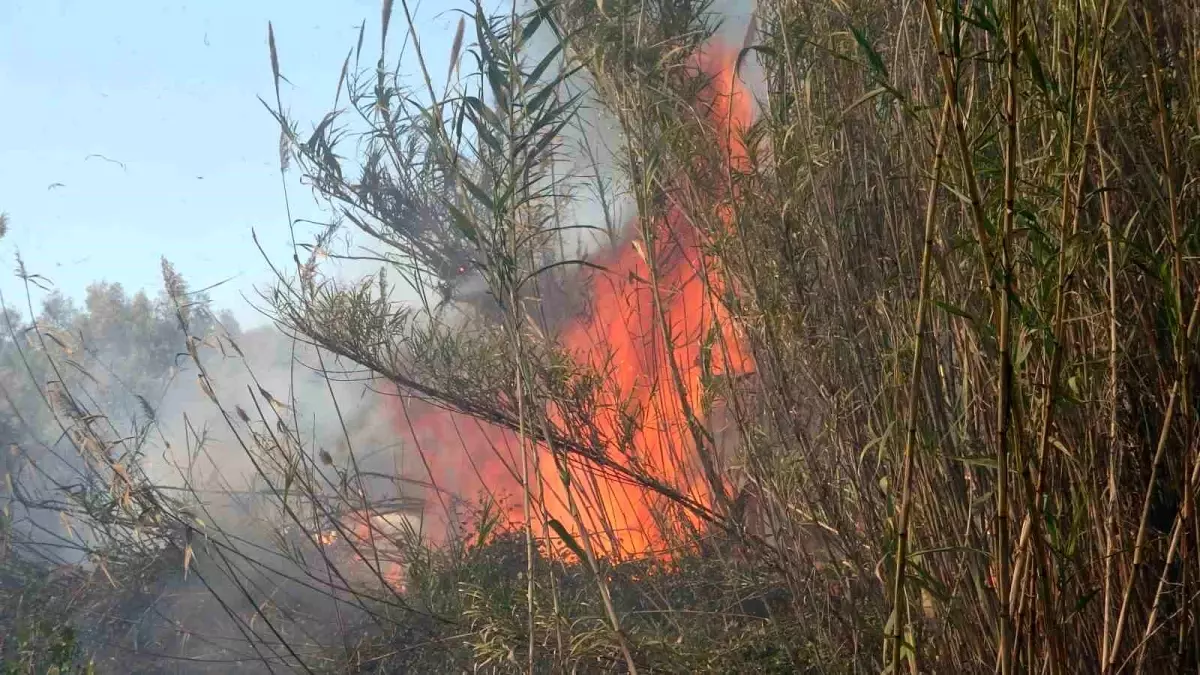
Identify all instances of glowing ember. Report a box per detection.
[316,509,418,593]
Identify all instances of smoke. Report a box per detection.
[0,3,769,671]
[0,281,427,672]
[98,325,418,671]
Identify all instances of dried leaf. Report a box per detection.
[447,16,465,85]
[98,558,118,589]
[226,336,245,358]
[631,239,648,265]
[183,544,193,580]
[198,375,217,404]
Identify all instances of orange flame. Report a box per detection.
[318,510,410,592]
[389,42,754,560]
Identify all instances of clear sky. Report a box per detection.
[0,0,459,329]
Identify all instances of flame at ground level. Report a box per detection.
[316,509,415,593]
[388,42,755,561]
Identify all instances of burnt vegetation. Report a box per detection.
[3,0,1200,672]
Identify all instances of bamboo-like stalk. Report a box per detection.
[1006,2,1111,668]
[538,415,640,674]
[1099,136,1122,668]
[993,0,1021,671]
[1141,8,1187,402]
[1142,9,1194,669]
[918,0,998,285]
[887,96,951,672]
[1106,285,1200,672]
[1135,458,1199,673]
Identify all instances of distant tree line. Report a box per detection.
[0,266,240,558]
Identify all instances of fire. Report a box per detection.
[316,509,415,592]
[391,42,755,560]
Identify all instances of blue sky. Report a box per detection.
[0,0,459,328]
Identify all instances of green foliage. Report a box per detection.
[0,618,90,675]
